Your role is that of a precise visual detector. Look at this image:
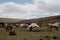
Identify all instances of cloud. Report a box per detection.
[0,2,34,19]
[0,0,60,19]
[34,0,60,13]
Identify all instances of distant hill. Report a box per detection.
[17,15,60,24]
[0,15,60,23]
[0,18,23,23]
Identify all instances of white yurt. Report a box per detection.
[28,23,39,28]
[27,23,40,30]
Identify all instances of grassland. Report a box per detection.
[0,26,60,40]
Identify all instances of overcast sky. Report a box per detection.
[0,0,60,19]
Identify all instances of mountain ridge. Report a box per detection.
[17,15,60,24]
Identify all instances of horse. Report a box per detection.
[47,22,60,31]
[0,22,5,28]
[19,23,29,28]
[4,23,17,35]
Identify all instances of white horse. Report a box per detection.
[47,22,60,31]
[53,22,60,26]
[19,23,28,28]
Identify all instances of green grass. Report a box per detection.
[0,27,60,40]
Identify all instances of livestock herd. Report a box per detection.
[0,22,60,35]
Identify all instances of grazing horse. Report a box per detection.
[16,23,19,27]
[4,23,13,31]
[47,22,60,31]
[53,22,60,31]
[9,24,16,35]
[5,23,17,35]
[4,23,8,30]
[20,23,29,28]
[27,23,40,31]
[0,22,5,28]
[47,23,54,28]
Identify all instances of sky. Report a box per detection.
[0,0,60,19]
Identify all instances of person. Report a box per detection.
[29,26,32,31]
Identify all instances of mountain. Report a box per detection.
[0,18,23,23]
[0,15,60,23]
[17,15,60,24]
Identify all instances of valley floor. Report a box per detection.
[0,27,60,40]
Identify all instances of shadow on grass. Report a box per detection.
[24,30,43,32]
